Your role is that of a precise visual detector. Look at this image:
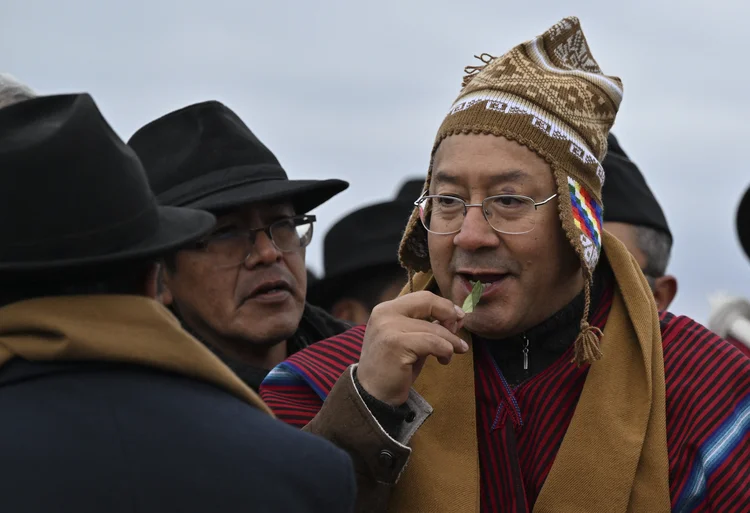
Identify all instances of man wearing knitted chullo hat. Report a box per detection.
[261,17,750,513]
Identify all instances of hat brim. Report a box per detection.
[0,206,215,274]
[737,187,750,261]
[180,178,349,215]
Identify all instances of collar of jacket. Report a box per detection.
[0,294,271,414]
[480,267,610,386]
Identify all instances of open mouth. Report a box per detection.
[247,280,293,299]
[457,272,511,297]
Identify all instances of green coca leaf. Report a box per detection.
[461,280,485,313]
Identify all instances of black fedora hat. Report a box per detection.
[396,178,426,204]
[0,93,215,274]
[128,101,349,214]
[308,178,423,308]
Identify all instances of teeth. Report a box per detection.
[463,274,504,285]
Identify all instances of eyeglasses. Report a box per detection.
[414,193,558,235]
[195,215,315,268]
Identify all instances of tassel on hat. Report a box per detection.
[572,281,604,365]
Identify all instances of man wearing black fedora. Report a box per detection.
[309,178,424,325]
[0,94,355,512]
[600,133,678,310]
[128,100,352,391]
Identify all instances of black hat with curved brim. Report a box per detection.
[602,133,672,243]
[128,100,349,214]
[396,177,426,204]
[306,268,320,287]
[736,187,750,261]
[0,93,215,275]
[308,178,424,308]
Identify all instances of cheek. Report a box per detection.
[428,234,454,291]
[171,257,237,315]
[282,251,307,297]
[428,235,452,269]
[506,222,563,277]
[516,218,578,283]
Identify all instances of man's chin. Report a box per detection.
[231,304,303,342]
[231,321,298,347]
[463,310,519,340]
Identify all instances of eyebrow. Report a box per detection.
[432,169,530,187]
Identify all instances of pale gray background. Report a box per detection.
[3,0,746,323]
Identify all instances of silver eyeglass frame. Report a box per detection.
[413,192,559,235]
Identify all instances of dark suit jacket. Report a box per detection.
[0,359,355,513]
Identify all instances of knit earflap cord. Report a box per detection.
[462,53,496,88]
[572,277,604,366]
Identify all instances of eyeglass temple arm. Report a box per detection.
[414,191,428,206]
[534,193,559,209]
[415,192,558,208]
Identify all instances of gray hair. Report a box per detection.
[0,73,36,109]
[635,225,672,278]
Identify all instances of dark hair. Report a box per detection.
[0,263,153,308]
[324,264,407,312]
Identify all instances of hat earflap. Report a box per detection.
[554,167,605,365]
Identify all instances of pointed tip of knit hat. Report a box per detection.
[456,16,622,160]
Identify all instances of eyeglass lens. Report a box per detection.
[202,217,314,268]
[419,195,538,235]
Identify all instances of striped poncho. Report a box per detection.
[261,283,750,512]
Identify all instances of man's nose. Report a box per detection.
[452,206,501,251]
[243,230,282,268]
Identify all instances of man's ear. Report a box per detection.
[143,263,161,300]
[653,275,678,311]
[159,264,174,306]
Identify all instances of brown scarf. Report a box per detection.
[0,294,271,415]
[388,232,671,512]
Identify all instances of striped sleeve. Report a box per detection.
[660,312,750,512]
[260,325,366,427]
[726,336,750,359]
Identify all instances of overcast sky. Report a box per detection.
[4,0,748,323]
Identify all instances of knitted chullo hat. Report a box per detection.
[398,16,624,365]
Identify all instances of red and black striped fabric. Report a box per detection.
[471,277,614,511]
[261,293,750,512]
[261,325,366,427]
[726,336,750,359]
